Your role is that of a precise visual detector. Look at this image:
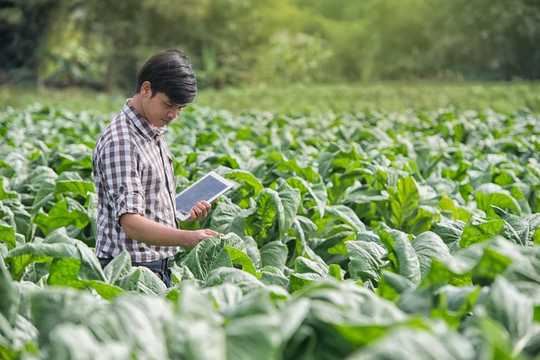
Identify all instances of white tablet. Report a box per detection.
[175,171,234,221]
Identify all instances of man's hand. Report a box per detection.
[187,201,212,221]
[184,228,219,247]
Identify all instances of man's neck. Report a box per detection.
[129,95,147,119]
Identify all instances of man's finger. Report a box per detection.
[196,202,210,217]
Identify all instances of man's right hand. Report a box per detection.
[185,229,219,247]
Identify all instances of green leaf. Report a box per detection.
[0,222,16,250]
[225,300,309,360]
[485,277,533,344]
[294,256,329,277]
[224,170,263,208]
[431,218,465,245]
[208,198,249,236]
[54,172,95,199]
[47,324,130,359]
[224,170,263,195]
[379,226,421,285]
[289,272,323,293]
[205,267,263,293]
[346,240,387,282]
[329,264,345,280]
[277,181,301,239]
[0,257,18,325]
[348,327,475,360]
[326,205,366,233]
[412,231,452,277]
[389,176,420,229]
[439,195,472,222]
[471,247,512,285]
[224,246,259,277]
[181,237,232,280]
[475,183,521,218]
[377,271,415,300]
[260,241,288,271]
[495,209,540,246]
[117,267,166,295]
[405,206,439,235]
[460,219,504,248]
[48,257,82,287]
[0,177,19,201]
[287,176,327,217]
[259,266,289,288]
[5,229,104,281]
[245,189,282,245]
[102,250,132,285]
[33,198,90,235]
[47,257,122,299]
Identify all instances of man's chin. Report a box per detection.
[154,119,169,127]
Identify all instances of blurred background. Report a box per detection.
[1,0,540,113]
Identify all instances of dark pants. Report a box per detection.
[99,257,172,288]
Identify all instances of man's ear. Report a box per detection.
[141,81,152,98]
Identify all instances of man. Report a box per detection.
[92,49,216,287]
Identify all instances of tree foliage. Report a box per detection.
[1,0,539,88]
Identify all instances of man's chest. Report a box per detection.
[137,140,176,200]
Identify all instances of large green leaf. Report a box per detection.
[181,234,247,281]
[54,172,95,200]
[326,205,366,233]
[388,176,420,230]
[475,183,521,218]
[0,257,18,325]
[244,184,300,246]
[287,176,327,217]
[260,241,288,271]
[483,277,533,344]
[225,300,309,360]
[460,219,504,248]
[379,226,421,285]
[33,198,90,236]
[103,250,132,285]
[48,257,123,299]
[346,240,387,282]
[412,231,452,277]
[348,327,475,360]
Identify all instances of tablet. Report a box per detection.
[175,171,234,221]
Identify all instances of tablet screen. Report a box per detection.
[175,173,231,214]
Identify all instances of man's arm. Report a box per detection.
[120,213,217,248]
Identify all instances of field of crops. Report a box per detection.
[1,103,540,359]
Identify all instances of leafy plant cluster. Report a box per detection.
[0,105,540,359]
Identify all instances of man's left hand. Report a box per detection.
[188,201,212,221]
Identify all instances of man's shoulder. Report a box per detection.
[97,109,134,142]
[104,110,131,135]
[94,109,138,156]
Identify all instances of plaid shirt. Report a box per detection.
[93,101,179,263]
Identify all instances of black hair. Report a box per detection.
[136,49,197,106]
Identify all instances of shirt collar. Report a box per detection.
[122,99,167,141]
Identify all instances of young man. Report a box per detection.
[92,49,216,287]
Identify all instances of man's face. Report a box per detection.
[140,81,184,127]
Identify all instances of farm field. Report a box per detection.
[1,99,540,359]
[2,82,540,114]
